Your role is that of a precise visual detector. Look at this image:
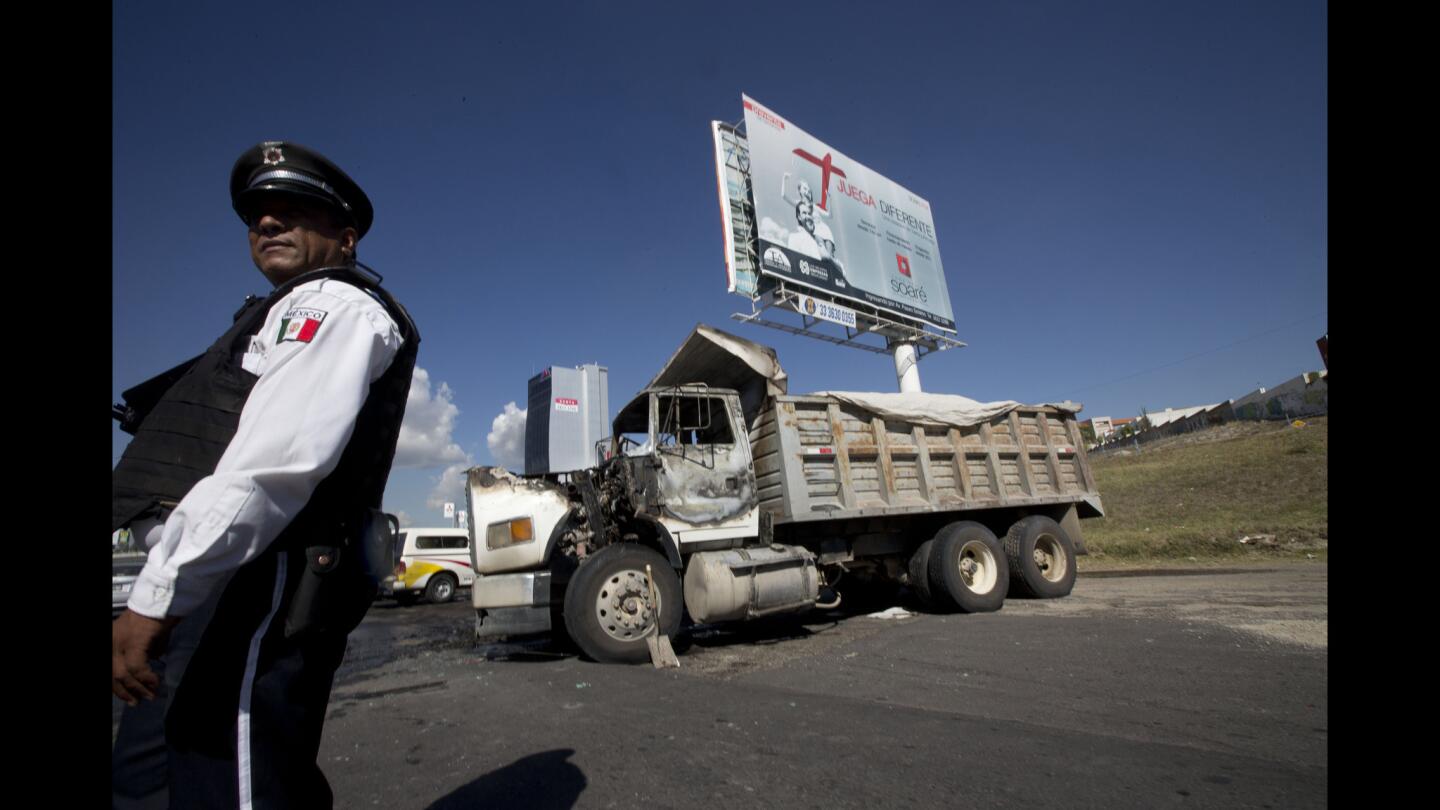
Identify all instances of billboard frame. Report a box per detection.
[712,120,759,295]
[732,278,965,358]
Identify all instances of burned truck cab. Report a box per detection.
[466,326,792,646]
[611,385,759,548]
[466,385,762,640]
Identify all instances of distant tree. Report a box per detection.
[1079,423,1096,445]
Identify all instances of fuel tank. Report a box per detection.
[683,545,819,624]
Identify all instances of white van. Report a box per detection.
[385,527,474,604]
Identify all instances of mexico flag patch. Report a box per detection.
[276,307,328,344]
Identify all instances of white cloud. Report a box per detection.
[392,510,412,528]
[395,366,469,468]
[486,402,527,471]
[424,462,471,512]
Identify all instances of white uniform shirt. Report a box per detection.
[128,277,404,618]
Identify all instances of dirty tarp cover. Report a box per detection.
[808,391,1081,429]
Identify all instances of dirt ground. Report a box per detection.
[671,561,1327,683]
[1008,561,1327,649]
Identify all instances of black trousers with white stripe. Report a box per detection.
[164,542,375,810]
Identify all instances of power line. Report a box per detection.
[1068,312,1326,395]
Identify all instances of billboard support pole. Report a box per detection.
[889,339,922,393]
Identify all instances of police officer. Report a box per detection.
[111,141,420,809]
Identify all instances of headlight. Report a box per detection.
[486,517,535,550]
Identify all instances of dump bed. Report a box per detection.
[751,394,1103,524]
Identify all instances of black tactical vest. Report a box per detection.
[111,267,420,544]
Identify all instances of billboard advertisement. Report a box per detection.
[741,94,955,332]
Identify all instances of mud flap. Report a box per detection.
[1059,504,1090,556]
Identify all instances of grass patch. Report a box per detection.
[1080,417,1327,564]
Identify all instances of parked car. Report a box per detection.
[113,553,147,616]
[383,527,473,604]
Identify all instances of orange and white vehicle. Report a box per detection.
[385,527,474,604]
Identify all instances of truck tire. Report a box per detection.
[562,544,682,664]
[927,522,1008,613]
[907,539,938,610]
[1003,516,1077,599]
[425,573,457,604]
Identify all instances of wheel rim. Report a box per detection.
[957,539,999,594]
[1032,533,1068,582]
[435,579,453,600]
[593,568,659,642]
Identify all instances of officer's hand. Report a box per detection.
[112,610,179,706]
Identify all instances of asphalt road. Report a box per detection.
[312,563,1327,809]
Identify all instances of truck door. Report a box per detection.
[651,391,757,539]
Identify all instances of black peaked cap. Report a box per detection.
[230,141,374,239]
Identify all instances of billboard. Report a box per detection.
[740,94,955,332]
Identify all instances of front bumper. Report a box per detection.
[473,571,552,639]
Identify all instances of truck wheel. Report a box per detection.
[907,539,938,610]
[1004,516,1077,599]
[425,573,457,604]
[927,522,1008,613]
[562,544,681,664]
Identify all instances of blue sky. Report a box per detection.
[113,1,1327,528]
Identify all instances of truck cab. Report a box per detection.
[465,383,763,643]
[609,384,758,548]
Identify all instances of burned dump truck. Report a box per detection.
[465,325,1103,664]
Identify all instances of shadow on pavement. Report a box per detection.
[476,636,576,663]
[678,592,919,651]
[472,585,935,663]
[424,748,586,810]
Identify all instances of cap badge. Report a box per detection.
[262,146,285,166]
